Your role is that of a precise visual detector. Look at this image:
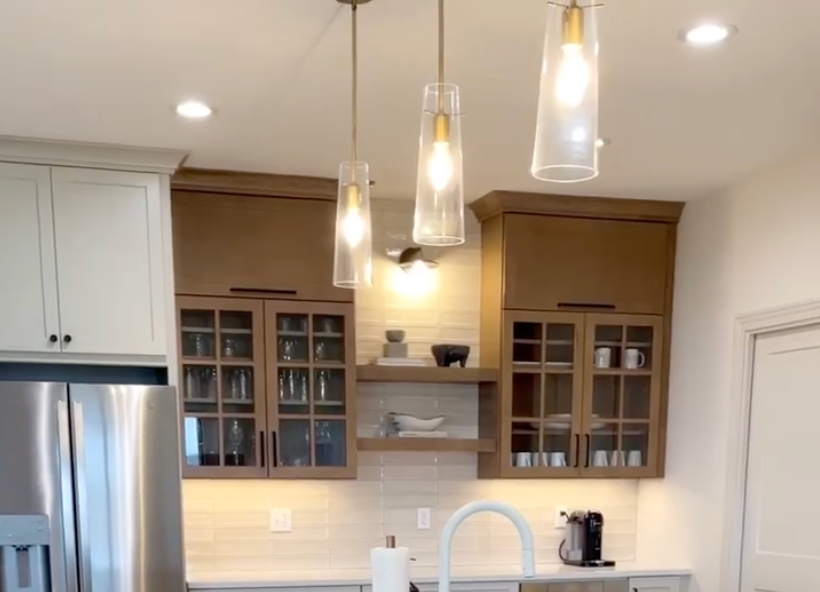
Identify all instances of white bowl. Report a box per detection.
[389,413,445,432]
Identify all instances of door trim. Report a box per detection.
[722,298,820,591]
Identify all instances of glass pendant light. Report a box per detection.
[333,0,373,289]
[531,0,600,183]
[413,0,465,247]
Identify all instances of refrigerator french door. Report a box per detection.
[0,383,185,592]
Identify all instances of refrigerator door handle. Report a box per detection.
[71,401,93,592]
[57,400,81,592]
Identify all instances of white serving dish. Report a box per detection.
[534,413,606,431]
[388,413,446,432]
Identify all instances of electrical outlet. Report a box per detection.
[417,507,432,530]
[270,509,292,533]
[554,506,569,529]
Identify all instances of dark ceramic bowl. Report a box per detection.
[431,344,471,367]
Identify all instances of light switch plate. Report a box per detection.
[417,507,431,530]
[554,506,568,529]
[270,509,292,533]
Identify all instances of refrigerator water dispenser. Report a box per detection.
[0,516,49,592]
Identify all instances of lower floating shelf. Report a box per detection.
[357,437,496,453]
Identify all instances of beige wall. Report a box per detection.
[183,199,640,581]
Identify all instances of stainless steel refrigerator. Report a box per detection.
[0,383,185,592]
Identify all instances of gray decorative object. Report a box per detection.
[431,344,471,367]
[383,330,408,358]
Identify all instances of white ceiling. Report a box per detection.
[1,0,819,202]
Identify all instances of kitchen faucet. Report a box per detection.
[438,501,536,592]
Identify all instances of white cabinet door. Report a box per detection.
[0,163,61,353]
[628,577,680,592]
[51,167,166,356]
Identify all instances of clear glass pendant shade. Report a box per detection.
[413,83,465,246]
[531,4,600,183]
[333,161,373,288]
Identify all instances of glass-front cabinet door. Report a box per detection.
[265,301,356,478]
[502,311,584,477]
[177,297,267,478]
[582,314,663,477]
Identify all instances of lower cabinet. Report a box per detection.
[522,579,683,592]
[628,577,681,592]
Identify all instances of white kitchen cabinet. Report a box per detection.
[627,577,681,592]
[50,167,166,356]
[364,582,518,592]
[0,163,60,353]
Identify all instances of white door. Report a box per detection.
[741,323,820,591]
[51,167,166,356]
[0,163,61,353]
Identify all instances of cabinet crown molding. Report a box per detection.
[469,190,685,223]
[0,136,188,174]
[172,167,339,200]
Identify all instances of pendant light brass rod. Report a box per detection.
[351,2,359,175]
[437,0,444,113]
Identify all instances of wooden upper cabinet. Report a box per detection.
[503,214,671,314]
[172,190,352,303]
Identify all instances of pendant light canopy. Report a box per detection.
[333,0,373,289]
[413,0,465,247]
[531,0,600,183]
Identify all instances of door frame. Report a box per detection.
[721,298,820,591]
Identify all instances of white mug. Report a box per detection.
[624,348,646,370]
[627,450,643,467]
[594,347,612,369]
[592,450,609,467]
[549,452,567,467]
[514,452,532,467]
[610,450,625,467]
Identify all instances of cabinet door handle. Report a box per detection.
[259,431,265,467]
[230,287,298,296]
[271,431,278,468]
[574,434,580,467]
[584,434,591,468]
[49,334,58,343]
[557,302,617,310]
[63,334,73,344]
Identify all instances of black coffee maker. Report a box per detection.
[559,510,615,567]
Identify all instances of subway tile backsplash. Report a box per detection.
[182,199,639,580]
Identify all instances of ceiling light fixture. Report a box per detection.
[398,247,439,272]
[680,23,738,46]
[175,100,213,119]
[332,0,373,289]
[412,0,465,247]
[532,0,602,183]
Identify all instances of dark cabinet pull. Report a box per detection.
[49,335,58,343]
[259,431,265,467]
[558,302,617,310]
[271,431,278,468]
[574,434,580,467]
[584,434,591,468]
[63,334,72,344]
[230,288,298,296]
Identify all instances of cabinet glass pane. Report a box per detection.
[314,336,345,364]
[623,375,651,419]
[278,314,308,335]
[278,368,309,414]
[182,365,217,412]
[314,420,346,467]
[544,374,573,416]
[593,325,622,369]
[592,375,620,419]
[314,369,346,414]
[314,315,345,336]
[590,422,619,468]
[542,420,572,468]
[181,310,216,359]
[625,326,654,369]
[219,311,253,359]
[511,420,539,467]
[545,323,574,367]
[512,373,541,418]
[280,419,311,467]
[512,321,541,365]
[279,336,308,362]
[513,322,541,341]
[222,367,255,413]
[183,417,219,467]
[223,418,256,467]
[622,423,649,467]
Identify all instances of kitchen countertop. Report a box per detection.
[187,564,692,589]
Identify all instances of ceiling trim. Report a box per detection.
[469,190,686,223]
[171,167,339,200]
[0,136,188,174]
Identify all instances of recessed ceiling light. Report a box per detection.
[679,23,738,46]
[175,100,213,119]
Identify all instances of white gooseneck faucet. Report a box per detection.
[438,501,536,592]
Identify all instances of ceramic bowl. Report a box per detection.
[388,413,446,432]
[385,330,406,343]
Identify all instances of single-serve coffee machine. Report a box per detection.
[559,510,615,567]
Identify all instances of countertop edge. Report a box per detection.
[188,567,694,589]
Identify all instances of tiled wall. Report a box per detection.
[182,199,640,581]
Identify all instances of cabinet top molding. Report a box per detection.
[469,190,685,223]
[172,167,339,201]
[0,136,188,174]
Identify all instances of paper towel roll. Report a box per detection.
[370,546,410,592]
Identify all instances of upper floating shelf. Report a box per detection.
[356,365,498,384]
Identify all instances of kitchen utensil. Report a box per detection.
[385,330,406,343]
[609,450,625,467]
[592,450,609,467]
[624,348,646,369]
[594,347,612,369]
[549,452,567,467]
[627,450,643,466]
[514,452,532,467]
[388,413,445,432]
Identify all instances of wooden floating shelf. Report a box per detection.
[356,365,498,384]
[357,437,497,453]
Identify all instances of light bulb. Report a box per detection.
[555,43,590,107]
[341,206,364,247]
[427,141,455,191]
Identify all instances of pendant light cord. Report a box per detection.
[438,0,445,112]
[351,2,359,168]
